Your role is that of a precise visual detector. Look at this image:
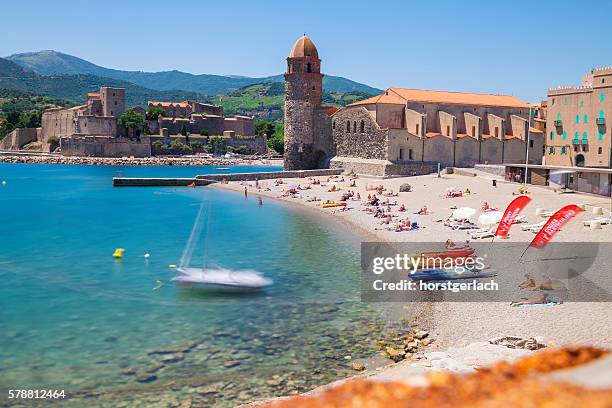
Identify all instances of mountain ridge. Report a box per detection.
[7,50,382,96]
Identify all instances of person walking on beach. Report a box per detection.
[257,196,263,206]
[244,186,248,198]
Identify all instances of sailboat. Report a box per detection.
[170,197,273,292]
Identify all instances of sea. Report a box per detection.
[0,163,388,407]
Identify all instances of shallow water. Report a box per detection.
[0,163,386,407]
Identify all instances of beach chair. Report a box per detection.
[582,217,612,226]
[470,227,495,239]
[467,226,493,236]
[539,210,555,218]
[450,220,478,230]
[521,221,545,232]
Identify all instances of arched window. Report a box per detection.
[574,131,579,141]
[346,121,350,132]
[583,131,588,142]
[353,121,357,133]
[575,154,585,167]
[307,62,312,73]
[360,120,365,133]
[332,121,336,129]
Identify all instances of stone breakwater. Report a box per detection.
[0,154,274,167]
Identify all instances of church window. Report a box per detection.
[471,126,476,137]
[409,149,414,160]
[347,121,350,132]
[307,62,312,73]
[333,121,336,129]
[551,98,555,105]
[353,121,357,133]
[360,120,365,133]
[446,125,450,136]
[494,127,499,138]
[399,148,404,160]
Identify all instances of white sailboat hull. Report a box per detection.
[171,267,273,291]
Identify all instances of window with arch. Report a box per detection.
[360,120,365,133]
[574,131,579,141]
[353,121,357,133]
[307,62,312,73]
[583,114,588,123]
[583,131,588,142]
[346,121,350,132]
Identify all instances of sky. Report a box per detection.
[2,0,612,102]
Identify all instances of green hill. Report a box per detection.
[0,57,204,107]
[212,82,370,121]
[7,50,382,96]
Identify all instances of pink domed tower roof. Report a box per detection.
[289,35,319,59]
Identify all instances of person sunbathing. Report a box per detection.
[518,273,536,289]
[537,275,554,290]
[380,215,392,225]
[328,184,337,192]
[398,204,406,212]
[444,239,470,250]
[417,206,430,215]
[369,195,379,206]
[511,291,553,306]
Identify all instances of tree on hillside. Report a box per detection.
[146,105,166,121]
[267,123,284,154]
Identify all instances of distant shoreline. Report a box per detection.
[0,153,283,167]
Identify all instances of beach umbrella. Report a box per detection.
[477,211,503,225]
[452,207,476,220]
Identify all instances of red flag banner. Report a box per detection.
[529,204,583,249]
[495,196,532,238]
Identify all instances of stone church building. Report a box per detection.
[283,35,544,176]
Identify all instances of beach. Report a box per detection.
[215,170,612,354]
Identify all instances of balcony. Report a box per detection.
[554,120,563,127]
[597,117,605,125]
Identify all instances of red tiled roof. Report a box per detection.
[321,106,339,116]
[349,88,529,109]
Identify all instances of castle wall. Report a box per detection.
[481,138,503,164]
[0,128,40,150]
[60,136,151,157]
[423,135,454,167]
[76,116,117,137]
[223,116,255,136]
[454,137,480,167]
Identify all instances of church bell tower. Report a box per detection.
[284,34,323,170]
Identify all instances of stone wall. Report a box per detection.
[0,128,40,150]
[474,164,506,177]
[331,107,388,160]
[60,136,151,157]
[329,156,437,177]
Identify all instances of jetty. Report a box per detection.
[112,169,343,187]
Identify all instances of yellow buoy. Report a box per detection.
[113,248,125,258]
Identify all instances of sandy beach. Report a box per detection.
[214,171,612,352]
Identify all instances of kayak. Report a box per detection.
[409,266,497,281]
[322,202,347,208]
[417,248,475,259]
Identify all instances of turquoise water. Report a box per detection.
[0,163,385,407]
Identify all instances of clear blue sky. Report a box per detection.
[2,0,611,101]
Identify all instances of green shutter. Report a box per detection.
[601,93,606,103]
[562,131,567,140]
[576,114,580,123]
[550,131,554,140]
[584,114,588,123]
